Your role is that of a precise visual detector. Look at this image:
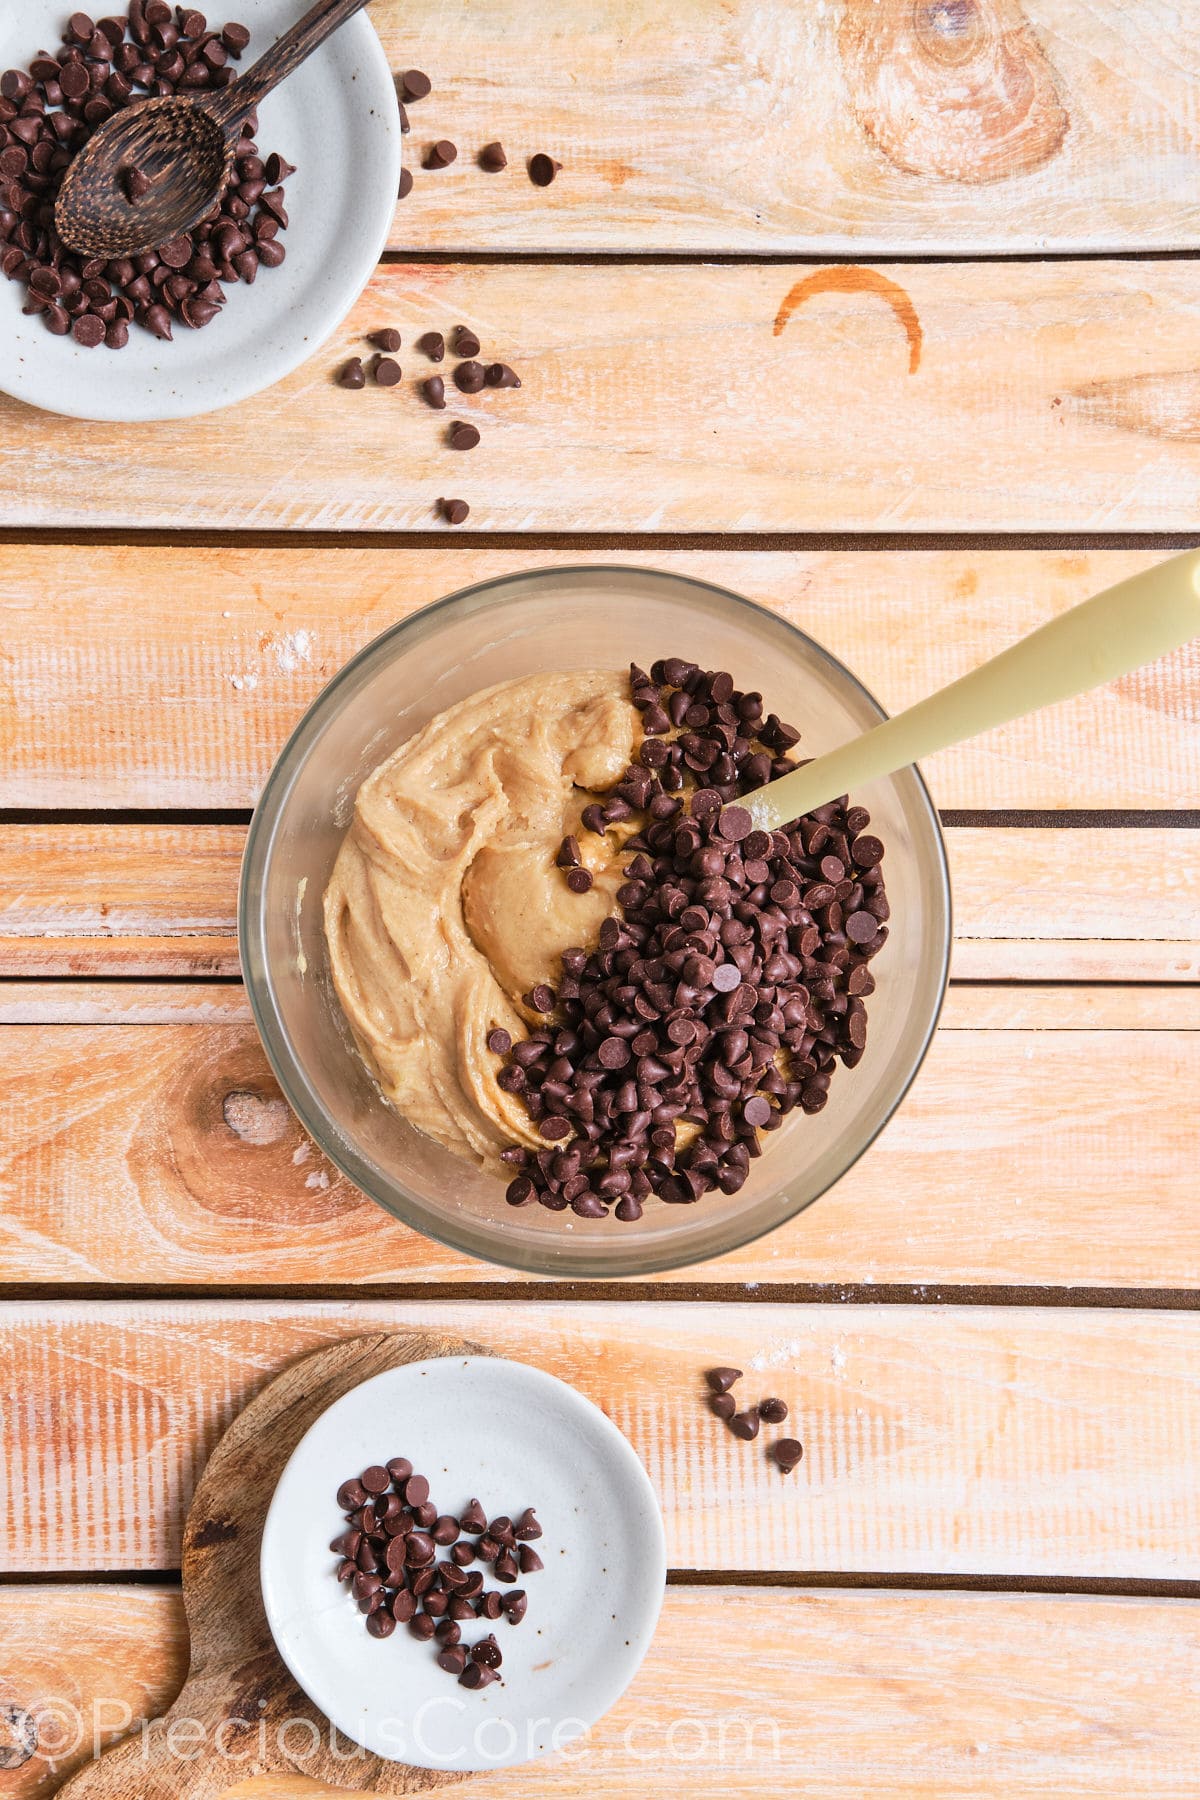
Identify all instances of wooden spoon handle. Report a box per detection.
[211,0,374,127]
[740,546,1200,830]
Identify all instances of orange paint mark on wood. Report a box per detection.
[773,266,923,373]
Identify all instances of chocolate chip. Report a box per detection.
[371,327,401,351]
[401,68,431,100]
[485,362,521,388]
[404,1473,430,1507]
[452,326,481,357]
[454,359,485,394]
[398,167,413,198]
[437,1645,468,1675]
[121,163,150,201]
[339,357,366,389]
[517,1543,543,1574]
[514,1508,542,1540]
[566,867,593,894]
[361,1465,390,1495]
[773,1437,804,1473]
[373,356,401,386]
[729,1410,760,1441]
[425,139,457,169]
[707,1367,743,1393]
[479,141,507,171]
[423,375,446,409]
[449,421,480,450]
[709,1392,736,1421]
[486,1028,512,1054]
[529,153,561,186]
[420,331,446,361]
[459,1661,498,1688]
[758,1397,788,1423]
[460,1498,487,1533]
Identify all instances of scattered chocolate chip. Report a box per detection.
[401,68,432,100]
[773,1437,804,1473]
[425,139,457,169]
[709,1392,736,1421]
[452,326,481,357]
[486,1028,512,1054]
[485,362,521,388]
[566,868,594,893]
[478,141,508,172]
[423,374,447,409]
[439,497,470,525]
[373,355,402,386]
[371,327,401,351]
[398,166,414,199]
[729,1410,761,1441]
[707,1367,742,1394]
[338,357,366,389]
[454,358,486,394]
[449,420,480,450]
[437,1645,468,1675]
[758,1396,789,1423]
[529,153,561,186]
[420,331,446,361]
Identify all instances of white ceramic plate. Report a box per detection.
[260,1356,667,1772]
[0,1,400,420]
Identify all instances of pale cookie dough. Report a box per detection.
[324,670,639,1171]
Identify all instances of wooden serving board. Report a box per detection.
[56,1331,486,1800]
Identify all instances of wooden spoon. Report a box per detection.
[54,0,372,260]
[735,547,1200,831]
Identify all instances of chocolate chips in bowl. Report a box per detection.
[240,566,951,1278]
[495,657,889,1221]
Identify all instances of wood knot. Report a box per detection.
[130,1030,361,1228]
[222,1089,290,1145]
[839,0,1069,184]
[914,0,984,63]
[191,1515,239,1548]
[0,1705,38,1771]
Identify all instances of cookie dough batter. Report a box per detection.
[324,670,639,1169]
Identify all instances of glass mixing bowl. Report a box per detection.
[240,566,950,1277]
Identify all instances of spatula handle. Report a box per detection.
[212,0,373,127]
[741,548,1200,831]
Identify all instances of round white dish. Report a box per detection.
[260,1355,667,1772]
[0,0,400,421]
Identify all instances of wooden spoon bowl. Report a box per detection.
[53,96,232,261]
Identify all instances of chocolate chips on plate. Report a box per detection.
[0,8,293,349]
[332,1462,544,1685]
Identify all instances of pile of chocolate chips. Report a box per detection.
[0,6,291,348]
[332,1460,543,1687]
[499,657,888,1220]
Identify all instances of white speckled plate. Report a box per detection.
[0,1,399,420]
[260,1355,667,1772]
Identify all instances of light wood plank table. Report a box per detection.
[0,3,1197,1794]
